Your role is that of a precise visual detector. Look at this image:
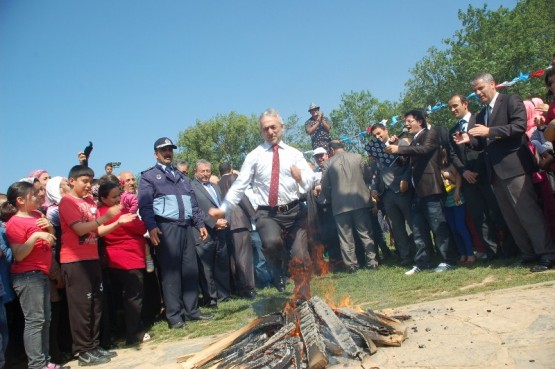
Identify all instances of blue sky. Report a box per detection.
[0,0,518,191]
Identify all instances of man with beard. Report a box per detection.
[138,137,211,329]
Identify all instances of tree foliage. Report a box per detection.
[401,0,555,128]
[329,90,398,153]
[175,112,260,174]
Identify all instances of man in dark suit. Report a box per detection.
[455,73,555,272]
[387,109,457,274]
[320,140,378,272]
[447,94,516,260]
[218,162,256,299]
[191,159,231,307]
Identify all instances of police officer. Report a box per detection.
[138,137,211,329]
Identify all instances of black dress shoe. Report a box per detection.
[530,259,554,273]
[190,313,214,321]
[169,321,186,329]
[240,290,257,299]
[204,300,218,309]
[347,266,358,274]
[272,278,285,292]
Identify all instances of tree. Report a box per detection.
[401,0,555,128]
[283,113,312,154]
[329,90,398,154]
[175,112,260,175]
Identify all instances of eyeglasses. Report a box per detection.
[405,119,416,124]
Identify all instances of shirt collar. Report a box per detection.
[262,140,284,151]
[489,92,499,110]
[462,112,471,122]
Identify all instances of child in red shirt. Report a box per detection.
[1,181,63,369]
[58,165,120,367]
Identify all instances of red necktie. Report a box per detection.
[268,145,280,207]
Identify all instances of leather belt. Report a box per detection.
[258,200,299,213]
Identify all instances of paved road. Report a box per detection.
[64,281,555,369]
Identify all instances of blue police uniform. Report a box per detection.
[138,164,205,325]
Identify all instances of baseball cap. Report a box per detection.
[313,147,327,156]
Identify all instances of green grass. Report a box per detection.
[147,257,555,343]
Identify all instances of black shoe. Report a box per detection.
[240,290,257,299]
[93,347,117,358]
[189,313,214,321]
[530,259,554,272]
[78,350,111,366]
[168,321,186,329]
[272,278,285,292]
[204,300,218,309]
[347,266,358,274]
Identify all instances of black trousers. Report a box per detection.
[109,268,144,343]
[255,203,311,299]
[61,260,102,354]
[155,223,200,325]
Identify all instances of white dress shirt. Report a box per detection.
[221,141,314,212]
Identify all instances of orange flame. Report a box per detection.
[309,242,329,276]
[289,257,312,302]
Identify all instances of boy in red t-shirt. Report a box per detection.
[58,165,120,366]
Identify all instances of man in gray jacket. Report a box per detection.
[320,140,378,272]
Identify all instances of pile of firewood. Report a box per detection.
[181,296,409,369]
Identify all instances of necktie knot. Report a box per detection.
[458,119,467,132]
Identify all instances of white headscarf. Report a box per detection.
[46,176,65,205]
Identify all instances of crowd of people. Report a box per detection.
[0,69,554,368]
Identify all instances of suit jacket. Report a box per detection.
[320,150,373,216]
[191,178,224,231]
[469,93,535,180]
[397,128,444,198]
[218,173,255,231]
[448,114,488,181]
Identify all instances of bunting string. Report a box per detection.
[336,64,553,145]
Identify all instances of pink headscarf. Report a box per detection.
[29,169,48,180]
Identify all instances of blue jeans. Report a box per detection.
[250,231,272,287]
[412,194,456,268]
[444,205,474,257]
[12,271,51,369]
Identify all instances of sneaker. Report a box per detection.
[405,266,421,275]
[78,350,110,366]
[93,347,118,358]
[433,262,453,272]
[146,255,155,273]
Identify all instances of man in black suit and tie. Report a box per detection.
[191,159,231,307]
[455,73,555,271]
[447,94,516,260]
[386,109,457,275]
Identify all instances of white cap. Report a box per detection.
[313,147,327,156]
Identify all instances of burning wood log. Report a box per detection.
[310,296,365,360]
[298,301,328,369]
[181,296,408,369]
